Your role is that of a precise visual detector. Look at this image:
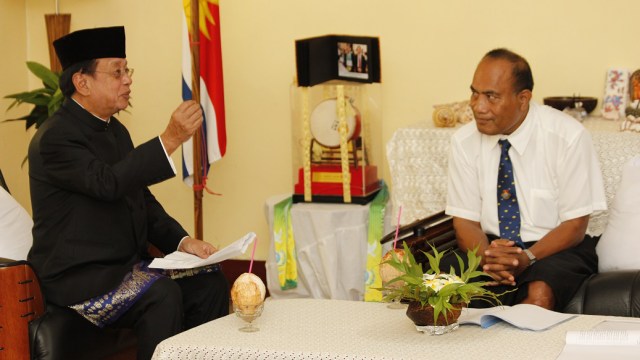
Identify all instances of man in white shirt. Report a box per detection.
[445,48,606,311]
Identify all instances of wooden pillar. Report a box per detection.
[44,14,71,72]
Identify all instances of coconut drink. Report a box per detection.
[379,248,406,288]
[231,272,266,316]
[380,248,408,309]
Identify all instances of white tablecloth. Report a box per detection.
[386,117,640,235]
[264,195,392,301]
[152,298,613,360]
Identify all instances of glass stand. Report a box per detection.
[233,302,264,332]
[415,322,459,335]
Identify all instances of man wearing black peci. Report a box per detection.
[28,26,228,360]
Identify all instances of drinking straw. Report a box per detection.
[392,206,403,249]
[248,236,258,273]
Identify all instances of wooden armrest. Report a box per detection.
[380,211,457,264]
[0,260,46,358]
[0,257,20,265]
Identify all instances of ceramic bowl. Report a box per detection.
[543,96,598,114]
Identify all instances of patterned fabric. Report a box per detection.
[164,263,220,280]
[273,196,298,290]
[69,261,164,327]
[70,261,220,327]
[497,140,523,247]
[364,182,388,302]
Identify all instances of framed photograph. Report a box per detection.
[296,35,380,87]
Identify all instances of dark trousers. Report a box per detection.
[438,235,598,312]
[110,270,229,360]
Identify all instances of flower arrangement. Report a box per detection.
[379,242,502,324]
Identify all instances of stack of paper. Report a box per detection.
[458,304,575,331]
[149,232,256,270]
[557,319,640,360]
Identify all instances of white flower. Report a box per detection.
[422,273,463,293]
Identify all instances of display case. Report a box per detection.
[292,34,382,204]
[290,81,382,204]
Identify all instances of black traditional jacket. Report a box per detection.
[28,99,186,305]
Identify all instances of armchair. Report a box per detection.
[0,259,137,360]
[0,259,44,359]
[381,211,640,317]
[0,169,137,360]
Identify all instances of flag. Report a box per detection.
[181,0,227,186]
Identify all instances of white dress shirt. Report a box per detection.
[445,102,607,242]
[0,187,33,260]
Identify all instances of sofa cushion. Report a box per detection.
[596,155,640,272]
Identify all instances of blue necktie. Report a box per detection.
[497,139,523,247]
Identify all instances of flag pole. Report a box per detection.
[190,0,204,240]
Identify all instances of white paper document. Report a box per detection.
[148,232,256,270]
[458,304,576,331]
[565,329,640,346]
[556,320,640,360]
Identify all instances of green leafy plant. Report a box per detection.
[3,61,62,131]
[380,242,503,323]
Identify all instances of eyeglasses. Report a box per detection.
[92,67,134,80]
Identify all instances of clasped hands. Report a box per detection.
[482,239,529,286]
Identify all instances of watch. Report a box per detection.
[523,249,537,265]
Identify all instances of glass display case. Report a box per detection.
[290,81,382,204]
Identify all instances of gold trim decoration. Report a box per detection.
[356,85,369,167]
[301,87,312,201]
[432,106,456,128]
[336,85,351,203]
[312,172,343,183]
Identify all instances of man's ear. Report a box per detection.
[72,72,90,96]
[518,89,532,109]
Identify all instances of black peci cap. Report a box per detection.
[53,26,126,70]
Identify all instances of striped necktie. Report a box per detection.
[497,139,524,247]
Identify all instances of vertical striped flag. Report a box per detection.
[181,0,227,186]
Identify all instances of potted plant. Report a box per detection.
[379,242,502,335]
[4,61,62,132]
[3,61,61,166]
